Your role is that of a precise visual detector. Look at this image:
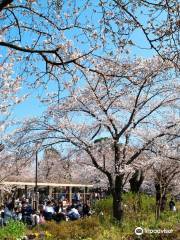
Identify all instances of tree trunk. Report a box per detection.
[112,175,124,221]
[160,193,167,211]
[155,182,167,219]
[129,169,144,193]
[155,182,161,220]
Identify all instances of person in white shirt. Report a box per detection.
[44,201,54,221]
[44,201,55,214]
[68,205,80,220]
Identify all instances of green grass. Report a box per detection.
[0,220,26,240]
[93,193,180,240]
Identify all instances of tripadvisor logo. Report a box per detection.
[135,227,173,236]
[135,227,143,236]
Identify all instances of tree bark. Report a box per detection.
[129,169,144,193]
[160,193,167,211]
[155,182,162,220]
[112,175,124,221]
[0,0,13,12]
[155,181,167,220]
[155,193,167,219]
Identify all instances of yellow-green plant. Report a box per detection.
[0,220,26,240]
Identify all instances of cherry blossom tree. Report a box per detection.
[1,1,178,217]
[13,56,179,221]
[0,149,33,183]
[38,147,72,183]
[0,55,24,131]
[70,141,111,189]
[0,142,35,202]
[0,49,27,184]
[0,0,179,92]
[148,136,180,219]
[112,0,180,68]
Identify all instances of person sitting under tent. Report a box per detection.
[67,205,80,221]
[82,203,91,217]
[44,201,55,221]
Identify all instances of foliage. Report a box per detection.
[0,220,26,240]
[93,194,180,240]
[31,217,101,240]
[93,196,113,215]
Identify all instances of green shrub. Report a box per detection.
[93,197,112,215]
[0,220,26,240]
[32,217,101,240]
[93,193,180,239]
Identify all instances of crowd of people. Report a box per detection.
[0,193,92,227]
[0,191,177,228]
